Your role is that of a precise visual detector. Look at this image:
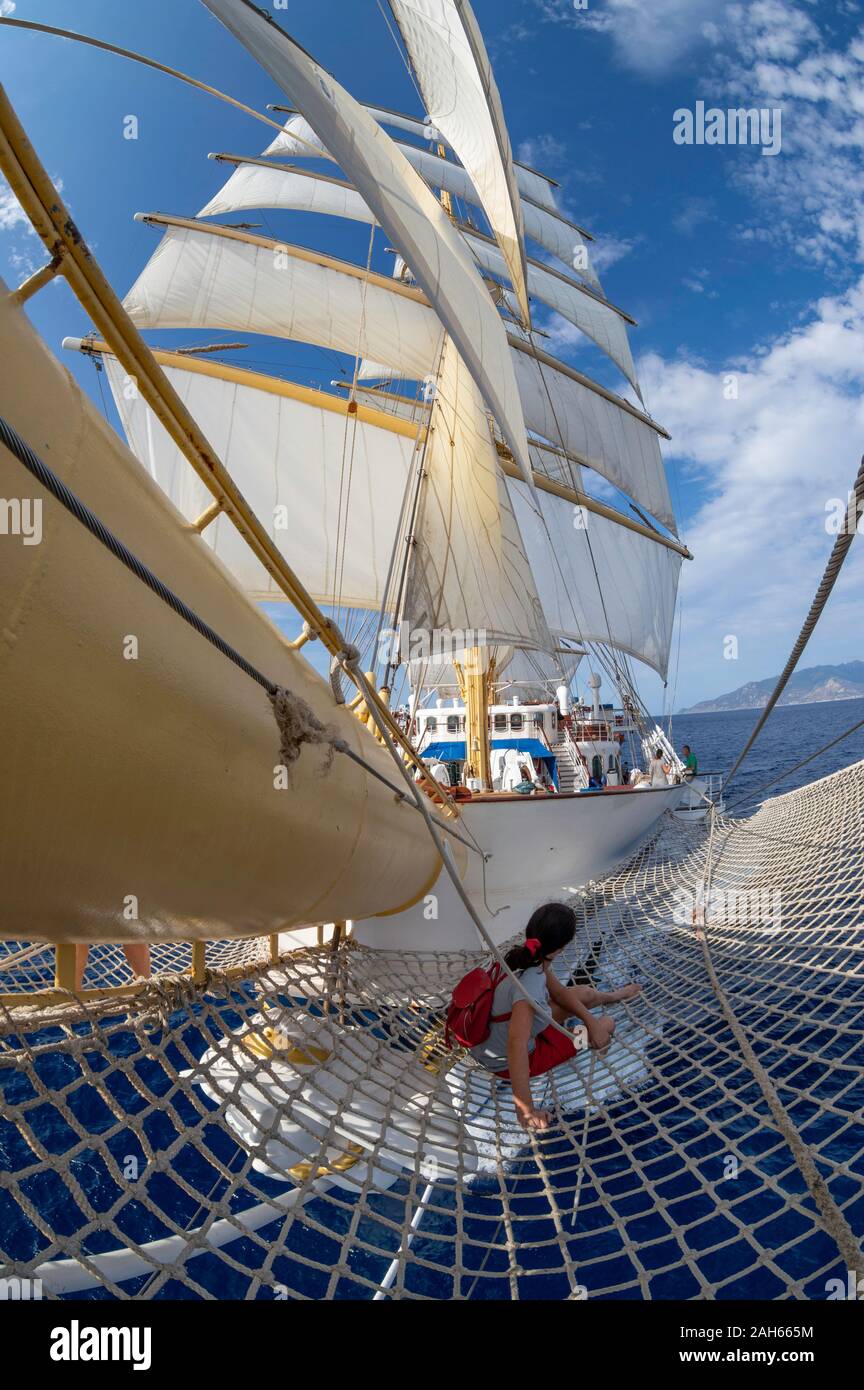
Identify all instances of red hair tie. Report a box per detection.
[525,937,541,957]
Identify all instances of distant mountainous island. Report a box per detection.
[682,662,864,714]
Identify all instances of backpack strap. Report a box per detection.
[488,961,511,1025]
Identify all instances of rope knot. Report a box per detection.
[269,685,350,774]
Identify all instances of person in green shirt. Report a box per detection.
[682,744,698,778]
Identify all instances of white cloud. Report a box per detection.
[534,0,722,77]
[590,232,638,273]
[719,8,864,268]
[517,133,567,167]
[0,179,27,232]
[0,2,16,16]
[640,275,864,706]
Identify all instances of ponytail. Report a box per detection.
[504,901,577,972]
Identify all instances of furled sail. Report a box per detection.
[103,351,420,610]
[386,0,530,326]
[462,228,639,394]
[509,479,682,678]
[403,335,551,654]
[123,219,444,382]
[509,343,675,532]
[201,0,535,488]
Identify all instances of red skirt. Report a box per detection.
[495,1022,588,1079]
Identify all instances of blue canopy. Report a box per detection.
[422,739,559,789]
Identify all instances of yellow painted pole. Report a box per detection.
[190,942,206,984]
[0,85,456,818]
[54,944,77,992]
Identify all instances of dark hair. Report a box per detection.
[504,901,577,972]
[653,747,663,758]
[682,744,690,753]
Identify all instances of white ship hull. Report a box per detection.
[354,783,684,950]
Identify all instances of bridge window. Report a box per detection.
[493,713,507,732]
[510,713,524,732]
[424,717,438,733]
[446,715,459,734]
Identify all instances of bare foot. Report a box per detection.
[588,1016,616,1054]
[599,982,642,1004]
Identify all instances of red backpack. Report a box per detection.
[445,962,512,1049]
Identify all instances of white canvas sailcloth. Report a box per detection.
[509,479,682,678]
[259,118,600,291]
[198,160,633,391]
[200,0,535,489]
[104,353,421,611]
[386,0,530,326]
[403,336,550,655]
[123,221,444,383]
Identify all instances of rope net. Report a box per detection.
[1,760,863,1300]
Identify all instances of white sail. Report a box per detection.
[509,480,682,679]
[268,104,564,216]
[404,336,550,652]
[128,219,671,531]
[395,142,599,288]
[104,353,419,610]
[262,113,331,160]
[201,0,535,488]
[387,0,530,326]
[260,116,596,289]
[198,159,376,225]
[510,344,675,532]
[123,222,443,382]
[196,162,625,392]
[463,229,639,394]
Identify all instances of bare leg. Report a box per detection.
[122,944,151,979]
[74,944,89,991]
[74,943,151,990]
[550,998,616,1052]
[565,982,641,1008]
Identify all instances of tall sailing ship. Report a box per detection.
[43,0,689,952]
[3,0,863,1312]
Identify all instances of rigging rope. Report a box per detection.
[724,453,864,795]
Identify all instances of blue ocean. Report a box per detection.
[666,696,864,814]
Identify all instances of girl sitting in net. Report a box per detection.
[459,902,641,1131]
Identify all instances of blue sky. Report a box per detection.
[2,0,864,710]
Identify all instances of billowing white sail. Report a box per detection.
[268,103,564,216]
[260,116,596,289]
[201,0,535,488]
[509,480,682,678]
[387,0,530,326]
[510,344,675,532]
[463,229,639,394]
[196,162,627,394]
[263,113,331,160]
[199,158,376,225]
[130,218,671,530]
[404,336,550,652]
[104,352,419,610]
[123,221,443,382]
